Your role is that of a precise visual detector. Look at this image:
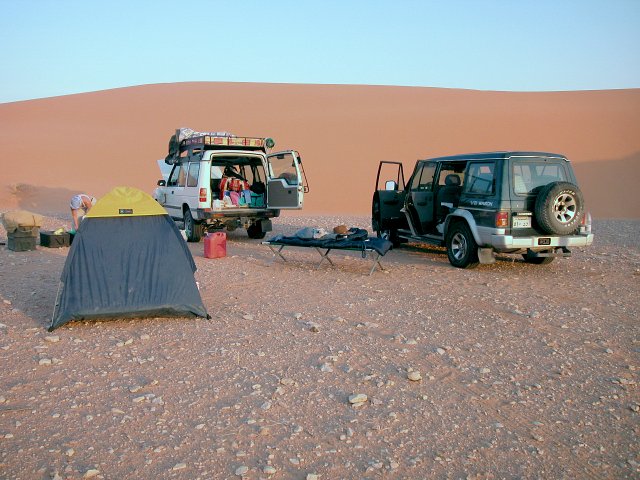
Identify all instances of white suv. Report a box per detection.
[154,128,308,241]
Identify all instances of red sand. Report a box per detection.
[1,83,638,218]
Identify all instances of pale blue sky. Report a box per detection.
[1,0,639,103]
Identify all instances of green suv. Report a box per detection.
[372,151,594,268]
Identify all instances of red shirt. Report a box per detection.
[220,177,249,199]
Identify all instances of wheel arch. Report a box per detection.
[444,211,482,245]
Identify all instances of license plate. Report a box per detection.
[538,237,551,246]
[513,216,531,228]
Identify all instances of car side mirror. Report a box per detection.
[157,179,166,186]
[385,180,398,191]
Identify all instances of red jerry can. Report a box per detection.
[204,232,227,259]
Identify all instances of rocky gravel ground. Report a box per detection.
[0,214,638,479]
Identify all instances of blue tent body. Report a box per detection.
[49,187,209,331]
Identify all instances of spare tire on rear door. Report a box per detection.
[534,181,584,235]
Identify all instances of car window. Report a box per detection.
[211,165,223,179]
[269,152,299,185]
[168,164,187,187]
[437,165,466,187]
[465,162,495,194]
[410,163,436,191]
[187,162,200,187]
[512,161,566,195]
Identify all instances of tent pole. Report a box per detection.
[49,281,63,331]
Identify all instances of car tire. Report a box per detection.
[446,222,479,269]
[522,252,555,265]
[247,222,266,239]
[184,209,202,242]
[534,181,584,235]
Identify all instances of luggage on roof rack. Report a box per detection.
[164,127,274,164]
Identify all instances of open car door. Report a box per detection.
[266,150,307,209]
[372,161,407,234]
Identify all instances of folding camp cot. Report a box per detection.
[262,233,392,275]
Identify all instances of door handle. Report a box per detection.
[416,201,427,206]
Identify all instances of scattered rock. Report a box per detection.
[349,393,368,405]
[235,465,249,476]
[172,463,186,471]
[320,363,333,372]
[83,469,100,478]
[263,465,277,475]
[44,336,60,343]
[407,371,422,381]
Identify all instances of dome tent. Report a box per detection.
[49,186,209,331]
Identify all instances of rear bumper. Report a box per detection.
[195,208,279,221]
[491,233,594,250]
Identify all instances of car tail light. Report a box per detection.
[495,211,508,228]
[581,211,591,225]
[199,188,207,203]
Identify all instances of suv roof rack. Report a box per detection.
[165,128,275,164]
[181,134,269,152]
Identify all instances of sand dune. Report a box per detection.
[1,82,639,218]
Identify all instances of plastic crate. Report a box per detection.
[40,230,71,248]
[7,227,38,252]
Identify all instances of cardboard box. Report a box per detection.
[40,230,71,248]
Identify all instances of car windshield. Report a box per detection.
[512,161,567,194]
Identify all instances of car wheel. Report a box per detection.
[183,209,202,242]
[446,222,479,268]
[534,181,584,235]
[522,252,555,265]
[247,222,266,239]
